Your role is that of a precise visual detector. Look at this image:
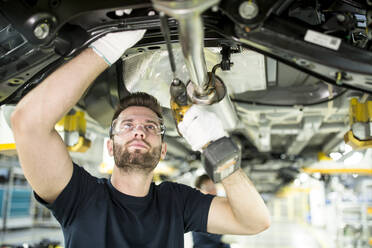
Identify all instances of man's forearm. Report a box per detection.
[221,169,271,233]
[13,48,108,130]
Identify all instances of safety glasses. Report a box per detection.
[110,115,165,136]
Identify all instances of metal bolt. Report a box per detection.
[336,14,345,23]
[211,6,219,12]
[239,1,259,20]
[296,59,310,67]
[33,23,50,39]
[115,10,125,16]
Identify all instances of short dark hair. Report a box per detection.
[195,174,211,189]
[110,92,163,138]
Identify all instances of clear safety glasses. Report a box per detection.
[111,115,165,136]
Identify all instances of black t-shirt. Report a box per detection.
[35,163,214,248]
[192,232,230,248]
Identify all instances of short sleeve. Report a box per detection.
[34,163,99,227]
[171,183,214,233]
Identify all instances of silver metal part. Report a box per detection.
[287,117,322,155]
[151,0,239,129]
[209,94,239,130]
[152,0,219,96]
[123,46,266,107]
[352,122,372,140]
[61,131,80,147]
[33,23,50,39]
[239,1,259,20]
[266,57,277,87]
[186,74,225,105]
[179,16,208,95]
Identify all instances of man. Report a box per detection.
[192,174,231,248]
[11,30,270,247]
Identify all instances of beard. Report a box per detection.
[113,139,162,174]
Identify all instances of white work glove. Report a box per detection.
[178,105,228,151]
[89,29,146,66]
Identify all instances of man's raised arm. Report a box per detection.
[178,105,271,235]
[11,30,145,203]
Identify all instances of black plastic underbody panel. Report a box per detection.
[0,0,371,106]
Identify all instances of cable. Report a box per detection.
[231,88,348,107]
[159,13,177,79]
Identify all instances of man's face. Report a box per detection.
[108,106,167,174]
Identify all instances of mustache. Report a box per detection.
[125,139,151,148]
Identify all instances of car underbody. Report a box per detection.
[1,0,372,195]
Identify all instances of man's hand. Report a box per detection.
[178,105,270,234]
[90,29,146,66]
[178,105,227,151]
[178,105,240,182]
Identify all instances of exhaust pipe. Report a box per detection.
[153,0,215,95]
[178,14,209,95]
[153,0,239,129]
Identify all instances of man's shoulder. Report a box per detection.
[72,162,109,188]
[155,181,196,194]
[156,180,191,188]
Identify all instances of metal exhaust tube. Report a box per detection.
[152,0,217,95]
[178,15,208,95]
[153,0,239,129]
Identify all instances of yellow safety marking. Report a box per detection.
[303,168,372,175]
[0,143,16,150]
[317,152,332,161]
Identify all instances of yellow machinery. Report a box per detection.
[344,98,372,149]
[56,110,91,152]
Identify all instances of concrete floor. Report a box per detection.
[0,220,335,248]
[0,227,64,246]
[221,220,336,248]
